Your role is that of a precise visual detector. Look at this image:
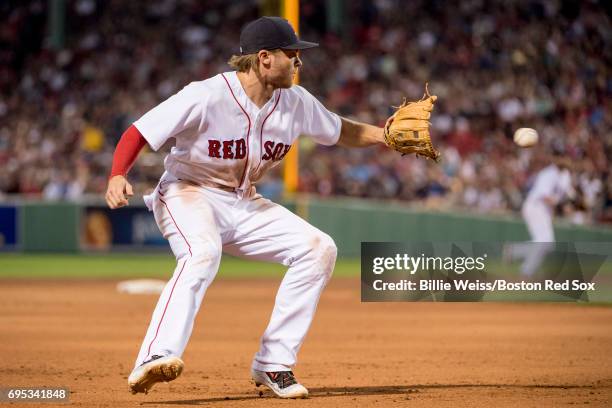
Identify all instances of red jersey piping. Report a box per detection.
[221,73,251,189]
[253,90,282,175]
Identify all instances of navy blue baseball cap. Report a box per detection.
[239,16,318,54]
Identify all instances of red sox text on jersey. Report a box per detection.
[208,139,291,161]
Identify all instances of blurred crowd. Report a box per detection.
[1,0,611,225]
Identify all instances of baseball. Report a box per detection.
[513,127,538,147]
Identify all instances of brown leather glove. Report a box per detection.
[383,84,440,161]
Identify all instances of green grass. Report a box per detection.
[0,253,361,279]
[1,254,610,303]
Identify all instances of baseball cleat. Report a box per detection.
[128,355,184,395]
[251,369,308,399]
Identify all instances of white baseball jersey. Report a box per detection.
[134,71,341,192]
[130,73,341,374]
[525,164,573,206]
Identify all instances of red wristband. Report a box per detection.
[109,125,148,178]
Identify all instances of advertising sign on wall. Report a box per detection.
[0,206,18,248]
[82,206,166,250]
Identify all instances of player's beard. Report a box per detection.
[280,64,297,88]
[268,65,296,89]
[275,70,294,88]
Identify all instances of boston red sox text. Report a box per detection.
[372,279,597,292]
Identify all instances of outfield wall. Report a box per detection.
[303,198,612,257]
[1,197,611,256]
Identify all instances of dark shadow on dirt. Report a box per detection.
[144,383,595,404]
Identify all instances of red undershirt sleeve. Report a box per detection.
[109,124,148,178]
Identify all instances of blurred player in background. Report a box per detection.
[506,154,574,277]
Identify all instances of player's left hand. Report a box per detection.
[105,175,133,209]
[383,83,441,161]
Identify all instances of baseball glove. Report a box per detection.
[384,84,440,161]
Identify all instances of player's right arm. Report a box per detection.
[105,82,205,209]
[105,125,147,209]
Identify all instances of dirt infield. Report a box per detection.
[1,279,611,407]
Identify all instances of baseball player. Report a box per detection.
[506,156,574,277]
[105,16,438,398]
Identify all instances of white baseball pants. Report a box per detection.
[134,177,337,372]
[507,200,555,276]
[522,200,555,242]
